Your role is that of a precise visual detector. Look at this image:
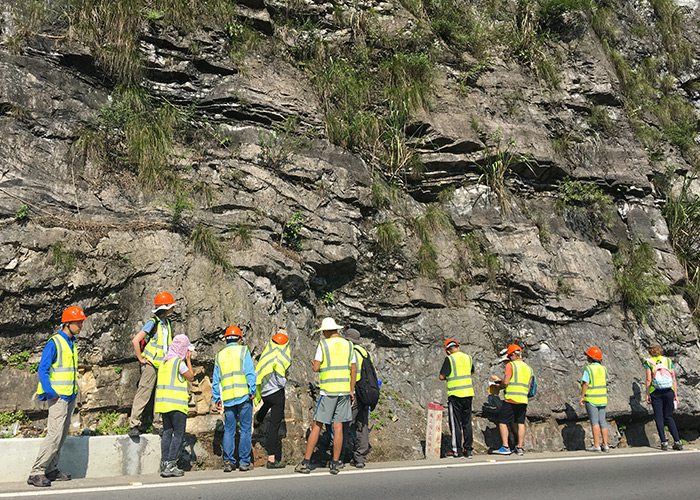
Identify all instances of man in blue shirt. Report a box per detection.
[28,306,87,488]
[212,326,257,472]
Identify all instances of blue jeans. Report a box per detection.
[223,399,253,465]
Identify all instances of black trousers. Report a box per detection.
[650,388,680,443]
[161,410,187,462]
[448,395,473,455]
[255,388,285,459]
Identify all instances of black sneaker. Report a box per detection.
[295,461,311,474]
[128,426,141,438]
[46,469,71,481]
[329,460,341,475]
[266,460,286,469]
[661,442,669,451]
[673,441,684,451]
[27,475,51,487]
[223,461,235,473]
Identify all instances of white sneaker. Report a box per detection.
[587,446,601,452]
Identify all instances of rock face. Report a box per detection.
[1,0,699,464]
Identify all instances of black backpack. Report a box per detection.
[355,347,380,408]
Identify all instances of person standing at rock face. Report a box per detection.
[28,306,87,488]
[645,341,683,451]
[155,334,194,478]
[128,291,176,438]
[439,339,475,459]
[295,317,357,475]
[579,346,609,452]
[490,344,533,456]
[212,325,257,472]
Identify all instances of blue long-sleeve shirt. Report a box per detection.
[212,342,256,406]
[37,330,77,402]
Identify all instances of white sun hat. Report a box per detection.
[316,317,343,332]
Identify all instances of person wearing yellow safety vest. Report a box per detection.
[28,306,87,488]
[490,344,533,456]
[128,291,177,438]
[212,325,257,472]
[644,341,683,451]
[295,317,357,476]
[439,339,475,459]
[253,330,291,469]
[155,334,194,478]
[344,328,372,467]
[579,346,610,452]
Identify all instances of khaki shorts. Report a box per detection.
[314,395,352,424]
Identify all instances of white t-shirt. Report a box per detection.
[314,342,357,396]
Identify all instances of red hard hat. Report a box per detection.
[154,291,176,306]
[62,306,87,323]
[444,339,459,352]
[506,344,523,356]
[225,325,242,338]
[585,346,602,361]
[272,332,289,345]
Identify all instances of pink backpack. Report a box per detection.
[647,358,673,390]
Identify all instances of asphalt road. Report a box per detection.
[4,449,698,500]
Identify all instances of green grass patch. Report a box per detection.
[190,224,231,270]
[0,410,30,427]
[95,411,129,435]
[555,179,614,236]
[376,220,402,253]
[52,242,76,272]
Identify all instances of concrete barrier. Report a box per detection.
[3,434,160,483]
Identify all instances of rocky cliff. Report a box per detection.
[1,0,699,464]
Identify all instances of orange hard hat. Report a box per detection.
[585,346,602,361]
[154,291,176,306]
[62,306,87,323]
[225,325,242,338]
[506,344,523,356]
[444,339,459,352]
[272,332,289,345]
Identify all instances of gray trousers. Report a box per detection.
[129,362,159,428]
[31,397,76,475]
[352,399,370,464]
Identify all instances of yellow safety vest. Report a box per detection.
[155,358,189,414]
[255,340,291,401]
[446,351,474,398]
[143,317,172,369]
[216,344,251,401]
[36,333,78,397]
[504,359,533,404]
[354,345,369,382]
[319,337,353,395]
[584,363,608,405]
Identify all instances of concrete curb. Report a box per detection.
[4,434,160,483]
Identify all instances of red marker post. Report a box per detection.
[425,402,443,459]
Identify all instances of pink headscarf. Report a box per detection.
[164,334,192,362]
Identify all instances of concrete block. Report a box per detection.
[3,434,161,483]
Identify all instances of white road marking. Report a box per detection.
[4,450,697,498]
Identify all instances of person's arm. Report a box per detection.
[671,359,679,402]
[132,320,155,364]
[181,352,194,382]
[497,363,512,390]
[645,366,652,404]
[438,357,451,381]
[350,362,357,402]
[212,357,222,410]
[38,340,58,400]
[580,382,589,406]
[311,344,322,372]
[244,350,256,400]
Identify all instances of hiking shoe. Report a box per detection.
[27,475,51,487]
[160,461,184,478]
[587,446,601,452]
[673,441,684,451]
[295,461,311,474]
[444,451,459,458]
[465,451,473,459]
[351,460,366,468]
[329,460,341,475]
[46,469,71,481]
[223,461,235,473]
[601,445,610,453]
[266,460,286,469]
[661,442,669,451]
[515,447,524,456]
[493,446,512,455]
[128,426,141,438]
[239,463,252,472]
